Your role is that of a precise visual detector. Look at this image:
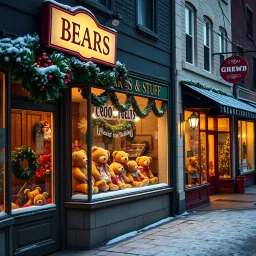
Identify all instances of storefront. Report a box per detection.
[181,81,256,210]
[0,1,174,255]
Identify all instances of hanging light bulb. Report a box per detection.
[113,110,119,117]
[135,116,140,122]
[92,113,96,119]
[188,112,199,130]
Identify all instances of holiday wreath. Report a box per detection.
[11,145,38,181]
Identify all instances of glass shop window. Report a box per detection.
[238,120,255,173]
[71,87,168,198]
[0,73,6,214]
[11,84,54,211]
[184,111,206,188]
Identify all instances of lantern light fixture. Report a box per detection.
[180,112,199,136]
[104,11,123,27]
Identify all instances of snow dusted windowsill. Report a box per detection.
[0,212,7,218]
[12,204,57,215]
[71,183,170,201]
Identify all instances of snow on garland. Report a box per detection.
[181,80,234,98]
[0,34,129,102]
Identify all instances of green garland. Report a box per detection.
[90,119,135,144]
[181,80,234,98]
[11,145,38,181]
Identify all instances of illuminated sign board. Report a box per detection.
[41,2,117,67]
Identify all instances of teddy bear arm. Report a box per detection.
[123,174,131,183]
[73,167,87,182]
[139,172,147,180]
[145,170,155,179]
[92,164,103,180]
[127,173,134,182]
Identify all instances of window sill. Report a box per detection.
[240,170,256,175]
[78,0,113,16]
[11,204,57,216]
[182,61,233,87]
[185,183,210,191]
[136,24,159,40]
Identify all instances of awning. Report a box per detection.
[183,83,256,119]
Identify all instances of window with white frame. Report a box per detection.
[185,5,194,64]
[219,28,227,67]
[204,19,211,72]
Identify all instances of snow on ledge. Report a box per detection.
[0,212,7,218]
[106,217,174,245]
[12,204,56,215]
[72,183,169,200]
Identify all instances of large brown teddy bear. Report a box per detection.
[136,156,158,184]
[126,160,149,187]
[92,146,119,192]
[110,162,132,189]
[72,150,98,194]
[187,157,200,185]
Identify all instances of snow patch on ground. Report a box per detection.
[106,217,174,245]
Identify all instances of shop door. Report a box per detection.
[208,133,217,195]
[11,100,61,256]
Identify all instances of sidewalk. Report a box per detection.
[49,186,256,256]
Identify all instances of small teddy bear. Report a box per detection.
[126,160,149,187]
[110,162,132,189]
[42,120,51,141]
[23,186,41,207]
[136,156,158,184]
[34,192,49,206]
[187,157,200,185]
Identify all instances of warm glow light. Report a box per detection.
[113,110,119,117]
[135,116,140,122]
[92,113,96,119]
[188,112,199,130]
[242,134,246,138]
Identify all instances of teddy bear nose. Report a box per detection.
[38,200,43,204]
[124,158,127,161]
[103,157,106,160]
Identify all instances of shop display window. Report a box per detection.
[10,85,54,211]
[71,87,168,198]
[0,73,5,214]
[184,111,209,187]
[238,120,255,173]
[208,134,215,177]
[218,133,231,178]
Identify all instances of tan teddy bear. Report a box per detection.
[126,160,149,187]
[92,146,119,192]
[136,156,158,185]
[110,162,132,189]
[24,186,41,207]
[33,192,49,206]
[187,157,200,185]
[72,150,98,194]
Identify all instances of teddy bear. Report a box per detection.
[33,192,48,206]
[110,162,132,189]
[187,157,200,185]
[72,150,98,194]
[136,156,158,184]
[126,160,149,187]
[23,186,41,207]
[42,120,51,141]
[92,146,119,192]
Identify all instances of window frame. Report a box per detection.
[204,18,212,72]
[253,57,256,89]
[185,5,195,65]
[246,6,253,39]
[136,0,159,39]
[219,28,227,67]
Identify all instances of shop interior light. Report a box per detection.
[104,11,123,27]
[188,112,199,130]
[135,116,140,122]
[113,110,119,117]
[92,112,96,119]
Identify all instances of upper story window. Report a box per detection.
[246,7,253,38]
[185,5,194,64]
[219,28,227,66]
[137,0,157,34]
[204,18,212,72]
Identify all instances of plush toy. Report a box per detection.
[42,120,51,141]
[187,157,200,185]
[23,186,41,207]
[126,160,149,187]
[136,156,158,184]
[1,202,19,212]
[110,162,131,189]
[72,150,98,194]
[92,146,119,192]
[112,150,129,166]
[34,192,48,206]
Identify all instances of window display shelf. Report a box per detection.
[122,143,147,158]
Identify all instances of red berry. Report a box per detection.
[67,79,71,83]
[42,56,47,61]
[47,60,52,65]
[42,52,47,56]
[65,74,70,79]
[44,63,48,68]
[37,62,41,66]
[38,57,41,62]
[40,86,45,91]
[119,77,123,81]
[66,68,71,74]
[48,75,53,81]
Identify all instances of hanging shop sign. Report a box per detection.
[41,2,117,67]
[94,104,136,121]
[220,105,256,119]
[114,77,168,100]
[220,56,248,83]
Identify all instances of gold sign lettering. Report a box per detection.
[41,2,117,67]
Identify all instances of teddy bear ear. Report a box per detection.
[112,151,118,158]
[149,157,152,162]
[73,152,77,161]
[43,192,49,198]
[106,150,110,158]
[92,146,98,153]
[36,187,41,191]
[136,157,140,163]
[24,189,30,194]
